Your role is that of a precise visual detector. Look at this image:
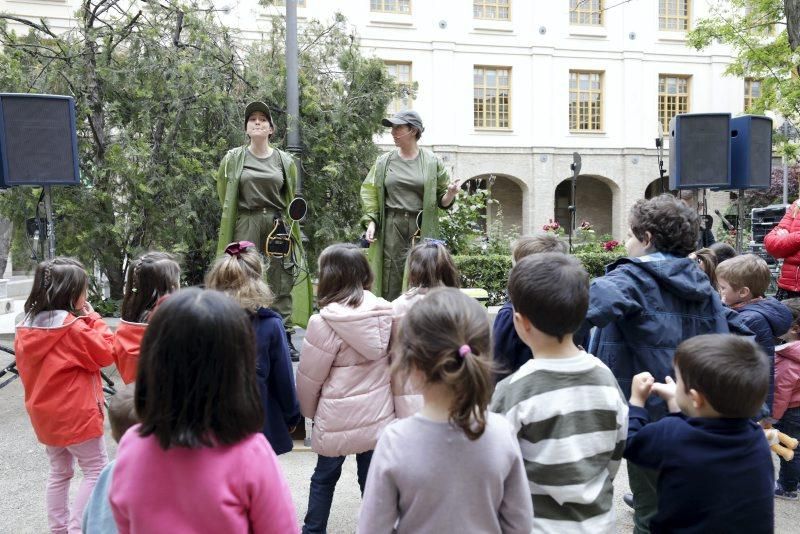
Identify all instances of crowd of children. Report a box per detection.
[11,192,800,533]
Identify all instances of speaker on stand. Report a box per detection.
[669,113,732,190]
[730,115,773,252]
[668,113,774,253]
[0,94,81,260]
[669,113,732,249]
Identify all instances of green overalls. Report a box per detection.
[216,145,312,329]
[360,148,453,301]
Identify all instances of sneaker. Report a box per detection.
[775,483,799,501]
[623,492,635,509]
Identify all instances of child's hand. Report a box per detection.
[651,376,680,413]
[630,372,655,407]
[82,301,95,316]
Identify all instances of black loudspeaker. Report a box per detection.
[0,94,80,187]
[730,115,772,189]
[669,113,731,189]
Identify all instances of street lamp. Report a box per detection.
[779,120,798,205]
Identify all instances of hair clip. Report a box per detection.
[225,241,256,257]
[458,344,471,358]
[423,237,445,247]
[41,263,52,289]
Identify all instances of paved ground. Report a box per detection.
[1,344,798,532]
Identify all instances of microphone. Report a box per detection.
[714,210,734,231]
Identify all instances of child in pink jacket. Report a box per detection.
[109,289,297,533]
[296,243,395,533]
[774,298,800,500]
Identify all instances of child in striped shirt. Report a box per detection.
[491,252,628,533]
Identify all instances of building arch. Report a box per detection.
[645,176,670,199]
[554,175,618,236]
[463,173,525,233]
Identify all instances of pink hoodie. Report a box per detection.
[296,291,395,457]
[775,341,800,420]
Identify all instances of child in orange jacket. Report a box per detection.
[15,257,115,534]
[113,252,180,384]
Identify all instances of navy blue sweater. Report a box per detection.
[491,301,532,382]
[624,405,773,534]
[252,307,302,455]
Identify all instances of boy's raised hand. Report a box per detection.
[651,376,680,413]
[630,372,655,407]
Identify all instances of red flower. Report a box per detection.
[603,240,620,251]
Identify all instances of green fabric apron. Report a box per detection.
[360,148,453,299]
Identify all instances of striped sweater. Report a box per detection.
[490,352,628,533]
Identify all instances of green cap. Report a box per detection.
[244,101,274,129]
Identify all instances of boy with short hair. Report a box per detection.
[625,334,774,533]
[491,253,628,533]
[716,254,792,410]
[82,384,139,534]
[576,194,751,532]
[492,233,567,381]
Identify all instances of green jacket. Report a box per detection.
[215,145,313,328]
[360,147,451,296]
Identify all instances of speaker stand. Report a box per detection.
[43,186,56,260]
[735,188,745,254]
[568,152,582,253]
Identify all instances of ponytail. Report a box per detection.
[397,287,494,440]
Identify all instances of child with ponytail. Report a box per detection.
[391,239,460,316]
[114,252,180,383]
[206,241,301,455]
[391,239,460,418]
[15,257,115,534]
[358,287,532,534]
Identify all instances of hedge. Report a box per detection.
[454,250,625,306]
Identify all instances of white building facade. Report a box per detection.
[3,0,749,239]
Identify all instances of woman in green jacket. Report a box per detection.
[216,101,312,357]
[360,110,460,301]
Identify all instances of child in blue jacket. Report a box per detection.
[575,194,751,532]
[492,233,567,382]
[716,254,793,412]
[207,241,301,454]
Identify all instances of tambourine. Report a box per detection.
[288,196,307,222]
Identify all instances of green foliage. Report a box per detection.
[453,254,511,305]
[453,250,626,306]
[0,4,395,296]
[573,250,626,278]
[439,189,490,254]
[688,1,799,126]
[89,298,121,318]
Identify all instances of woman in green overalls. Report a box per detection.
[215,101,312,358]
[360,110,460,301]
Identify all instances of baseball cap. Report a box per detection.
[244,101,274,129]
[381,110,425,133]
